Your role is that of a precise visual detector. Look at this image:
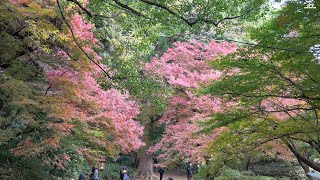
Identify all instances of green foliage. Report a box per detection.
[0,141,53,180]
[216,168,277,180]
[0,0,299,178]
[101,155,136,179]
[202,0,320,176]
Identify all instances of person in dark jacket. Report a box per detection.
[186,163,193,180]
[158,167,165,180]
[120,166,129,180]
[78,173,86,180]
[90,166,99,180]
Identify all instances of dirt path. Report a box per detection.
[153,171,194,180]
[128,170,195,180]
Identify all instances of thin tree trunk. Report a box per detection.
[245,156,251,171]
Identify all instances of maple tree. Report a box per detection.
[201,0,320,177]
[0,0,146,178]
[1,0,300,179]
[146,40,237,166]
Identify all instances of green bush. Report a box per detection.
[216,168,277,180]
[100,154,136,180]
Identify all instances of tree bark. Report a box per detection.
[286,140,320,172]
[245,156,251,171]
[135,152,157,180]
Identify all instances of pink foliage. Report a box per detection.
[69,14,102,62]
[261,97,305,120]
[9,0,28,5]
[71,13,98,44]
[147,40,237,163]
[46,65,144,153]
[56,50,69,59]
[145,40,236,88]
[150,92,230,163]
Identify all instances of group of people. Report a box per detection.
[78,166,130,180]
[78,163,195,180]
[78,167,99,180]
[158,163,194,180]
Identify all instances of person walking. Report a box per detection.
[120,166,130,180]
[158,167,165,180]
[78,173,86,180]
[186,163,193,180]
[90,166,99,180]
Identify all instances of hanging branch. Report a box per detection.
[66,0,120,19]
[113,0,148,18]
[57,0,114,80]
[138,0,194,25]
[138,0,254,27]
[219,38,313,54]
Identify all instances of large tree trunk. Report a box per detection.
[135,152,157,180]
[134,108,163,180]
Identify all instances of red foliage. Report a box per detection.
[145,40,236,88]
[146,40,237,163]
[261,97,306,120]
[46,64,144,153]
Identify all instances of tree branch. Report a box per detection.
[113,0,148,18]
[289,137,320,154]
[285,138,320,172]
[66,0,120,19]
[220,38,313,54]
[222,92,320,101]
[223,92,296,99]
[243,131,302,153]
[57,0,114,80]
[269,63,308,98]
[203,8,255,26]
[138,0,196,26]
[138,0,255,27]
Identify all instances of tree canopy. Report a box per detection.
[1,0,319,179]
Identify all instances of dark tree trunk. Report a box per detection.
[287,141,320,172]
[245,156,251,171]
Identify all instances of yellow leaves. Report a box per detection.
[9,0,56,18]
[0,77,32,98]
[92,129,105,138]
[120,13,127,17]
[25,20,70,53]
[9,98,38,111]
